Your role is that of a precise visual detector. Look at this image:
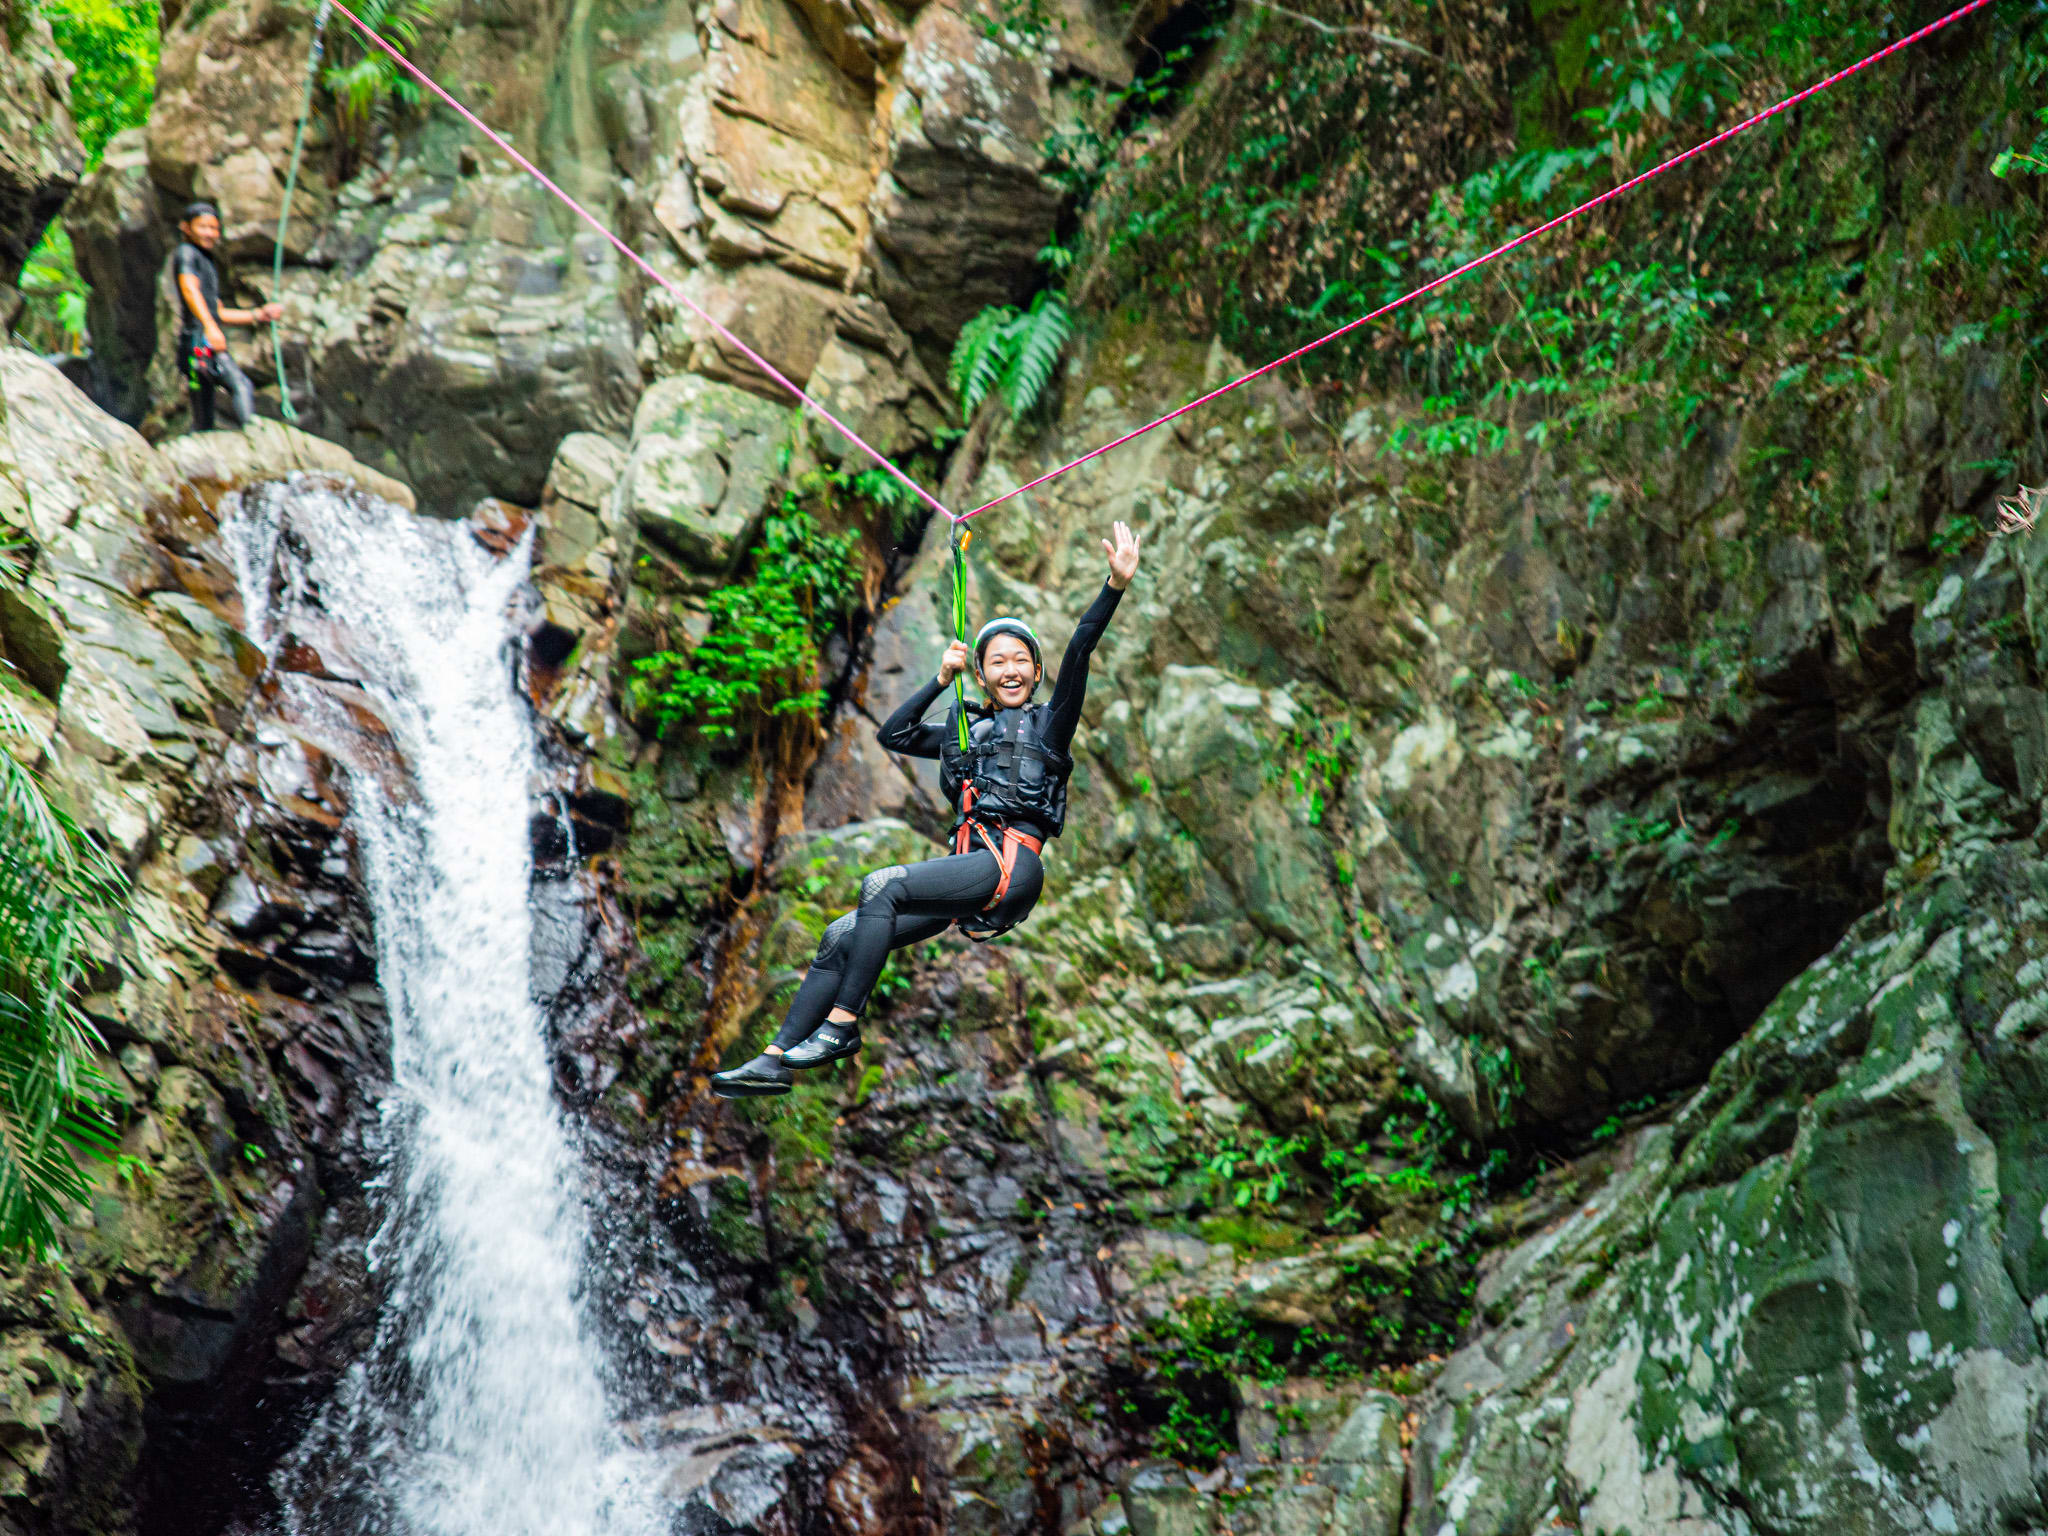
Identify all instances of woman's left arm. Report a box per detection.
[1044,521,1140,743]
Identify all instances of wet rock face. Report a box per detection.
[1408,846,2048,1532]
[0,354,397,1533]
[64,129,168,425]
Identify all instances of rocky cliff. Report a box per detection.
[0,0,84,330]
[9,0,2048,1531]
[0,342,420,1533]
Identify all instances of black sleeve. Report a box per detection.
[1041,581,1124,752]
[171,245,208,324]
[876,673,952,760]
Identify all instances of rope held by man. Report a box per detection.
[270,0,331,425]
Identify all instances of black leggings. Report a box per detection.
[768,845,1043,1051]
[187,344,256,431]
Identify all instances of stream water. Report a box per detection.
[224,479,658,1536]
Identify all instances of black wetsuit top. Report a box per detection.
[172,242,223,351]
[878,580,1124,843]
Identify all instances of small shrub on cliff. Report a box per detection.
[17,229,88,354]
[629,505,858,746]
[0,696,122,1256]
[321,0,441,173]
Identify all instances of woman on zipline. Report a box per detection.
[713,520,1142,1097]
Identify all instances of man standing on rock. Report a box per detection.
[172,201,280,432]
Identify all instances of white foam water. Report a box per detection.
[225,479,657,1536]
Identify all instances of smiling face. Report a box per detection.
[182,213,222,251]
[978,634,1040,708]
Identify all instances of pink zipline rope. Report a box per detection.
[328,0,1995,526]
[957,0,1999,521]
[324,0,956,521]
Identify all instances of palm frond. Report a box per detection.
[0,718,125,1257]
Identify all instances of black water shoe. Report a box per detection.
[711,1053,793,1097]
[782,1020,863,1068]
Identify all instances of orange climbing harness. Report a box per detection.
[953,783,1042,915]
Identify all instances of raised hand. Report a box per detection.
[937,638,972,684]
[1103,520,1142,589]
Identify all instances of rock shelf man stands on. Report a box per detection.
[171,200,279,432]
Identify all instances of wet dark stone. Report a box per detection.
[569,788,630,828]
[213,947,275,989]
[528,620,579,670]
[531,812,571,862]
[213,872,300,940]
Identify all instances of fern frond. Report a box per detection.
[323,56,387,124]
[1003,290,1071,419]
[949,306,1018,416]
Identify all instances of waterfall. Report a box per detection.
[224,478,657,1536]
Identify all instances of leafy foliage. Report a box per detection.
[629,506,859,744]
[947,289,1073,420]
[17,228,88,353]
[20,0,159,354]
[1203,1075,1508,1230]
[31,0,157,162]
[322,0,440,159]
[0,695,122,1257]
[1070,0,2048,482]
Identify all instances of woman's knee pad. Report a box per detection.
[857,865,907,911]
[815,911,857,967]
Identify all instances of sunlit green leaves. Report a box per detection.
[321,0,438,147]
[18,228,88,353]
[31,0,158,163]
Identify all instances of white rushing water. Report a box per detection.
[226,480,656,1536]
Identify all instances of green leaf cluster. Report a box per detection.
[17,228,88,354]
[19,0,159,354]
[947,289,1072,420]
[30,0,157,163]
[1069,0,2047,479]
[0,696,123,1258]
[1203,1076,1510,1231]
[1114,1297,1381,1466]
[321,0,439,144]
[629,506,859,743]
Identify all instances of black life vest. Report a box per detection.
[939,703,1073,837]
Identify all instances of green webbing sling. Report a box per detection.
[951,525,972,752]
[270,0,330,424]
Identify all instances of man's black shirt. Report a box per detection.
[171,241,222,349]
